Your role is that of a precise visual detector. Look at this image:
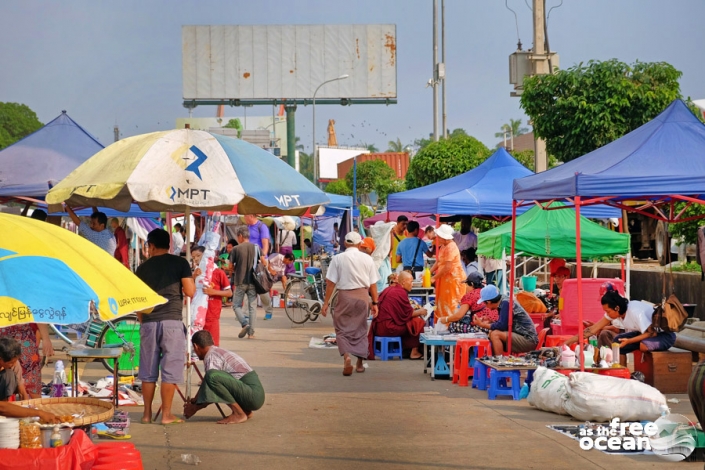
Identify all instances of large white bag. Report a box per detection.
[564,372,668,422]
[528,367,570,416]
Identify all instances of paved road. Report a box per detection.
[75,306,701,469]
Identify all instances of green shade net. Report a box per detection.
[477,202,630,259]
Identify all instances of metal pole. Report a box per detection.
[432,0,439,141]
[272,104,277,149]
[286,105,297,167]
[508,200,518,354]
[441,0,447,139]
[352,156,357,223]
[575,196,584,372]
[184,206,193,399]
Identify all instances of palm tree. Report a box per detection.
[494,118,530,139]
[387,138,405,152]
[364,143,379,153]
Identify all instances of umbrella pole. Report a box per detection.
[184,206,193,400]
[575,197,584,372]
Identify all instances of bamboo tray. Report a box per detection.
[16,397,114,426]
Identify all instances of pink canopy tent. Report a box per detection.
[363,211,435,229]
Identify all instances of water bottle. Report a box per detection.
[50,427,63,448]
[51,361,66,398]
[611,343,621,366]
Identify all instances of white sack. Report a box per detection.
[563,372,668,422]
[528,366,570,416]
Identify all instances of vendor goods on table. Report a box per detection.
[0,418,20,450]
[16,397,113,426]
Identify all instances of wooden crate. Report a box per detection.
[633,348,693,394]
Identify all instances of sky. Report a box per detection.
[2,0,704,154]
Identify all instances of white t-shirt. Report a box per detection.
[172,232,185,254]
[326,247,380,290]
[617,300,655,333]
[453,231,477,251]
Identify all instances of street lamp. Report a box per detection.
[313,74,349,188]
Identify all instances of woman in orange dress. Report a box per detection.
[430,225,466,320]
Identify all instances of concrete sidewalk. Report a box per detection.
[76,306,701,469]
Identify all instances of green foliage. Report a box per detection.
[0,102,43,150]
[405,134,491,189]
[343,159,404,205]
[668,203,705,245]
[520,59,683,162]
[324,179,351,196]
[299,151,314,182]
[671,261,701,273]
[387,138,406,152]
[359,204,374,220]
[223,118,243,138]
[494,118,529,139]
[362,143,379,153]
[509,149,560,172]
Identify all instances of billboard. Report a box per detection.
[318,147,370,181]
[182,25,397,100]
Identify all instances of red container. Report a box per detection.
[559,278,625,334]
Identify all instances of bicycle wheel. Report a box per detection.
[98,315,141,376]
[284,278,311,324]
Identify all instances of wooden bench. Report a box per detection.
[633,348,693,394]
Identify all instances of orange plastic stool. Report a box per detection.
[453,339,491,387]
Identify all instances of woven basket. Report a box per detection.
[16,397,114,426]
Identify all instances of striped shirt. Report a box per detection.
[79,222,116,256]
[204,346,252,380]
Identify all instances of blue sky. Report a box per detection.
[2,0,703,153]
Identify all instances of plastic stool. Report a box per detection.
[374,336,403,361]
[488,369,521,400]
[434,353,450,376]
[472,361,490,390]
[453,339,489,386]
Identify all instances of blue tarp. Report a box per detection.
[513,99,705,200]
[0,111,104,197]
[388,148,619,218]
[42,203,161,219]
[320,192,352,218]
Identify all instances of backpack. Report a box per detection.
[697,226,705,281]
[652,294,688,333]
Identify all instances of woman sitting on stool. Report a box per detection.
[582,286,675,366]
[437,272,496,334]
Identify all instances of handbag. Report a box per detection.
[251,246,274,295]
[651,251,688,333]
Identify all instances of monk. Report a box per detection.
[368,271,427,360]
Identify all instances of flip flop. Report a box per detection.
[139,418,152,424]
[343,365,353,376]
[160,419,185,425]
[356,367,365,373]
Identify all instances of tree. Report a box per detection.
[324,179,351,196]
[387,138,405,152]
[0,102,43,150]
[494,118,529,139]
[520,59,683,162]
[509,149,559,172]
[298,151,314,182]
[405,134,491,189]
[344,159,404,205]
[223,118,243,138]
[362,143,379,153]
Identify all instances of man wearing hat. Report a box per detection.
[322,232,380,376]
[472,285,539,355]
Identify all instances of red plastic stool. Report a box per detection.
[95,442,136,450]
[545,335,574,348]
[452,339,490,387]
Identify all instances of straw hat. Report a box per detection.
[281,216,296,231]
[435,224,454,240]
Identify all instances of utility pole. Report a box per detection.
[113,124,119,142]
[441,0,447,139]
[532,0,548,172]
[285,104,297,168]
[432,0,439,141]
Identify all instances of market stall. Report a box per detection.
[511,99,705,371]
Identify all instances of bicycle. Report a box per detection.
[50,314,140,377]
[284,263,338,325]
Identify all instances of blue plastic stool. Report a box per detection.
[472,361,489,390]
[374,336,403,361]
[434,353,450,376]
[488,369,521,400]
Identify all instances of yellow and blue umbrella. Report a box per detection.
[46,129,330,215]
[0,213,166,326]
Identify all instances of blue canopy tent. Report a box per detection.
[0,111,104,198]
[312,193,353,254]
[387,148,619,219]
[508,99,705,365]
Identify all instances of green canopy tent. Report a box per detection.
[477,203,630,260]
